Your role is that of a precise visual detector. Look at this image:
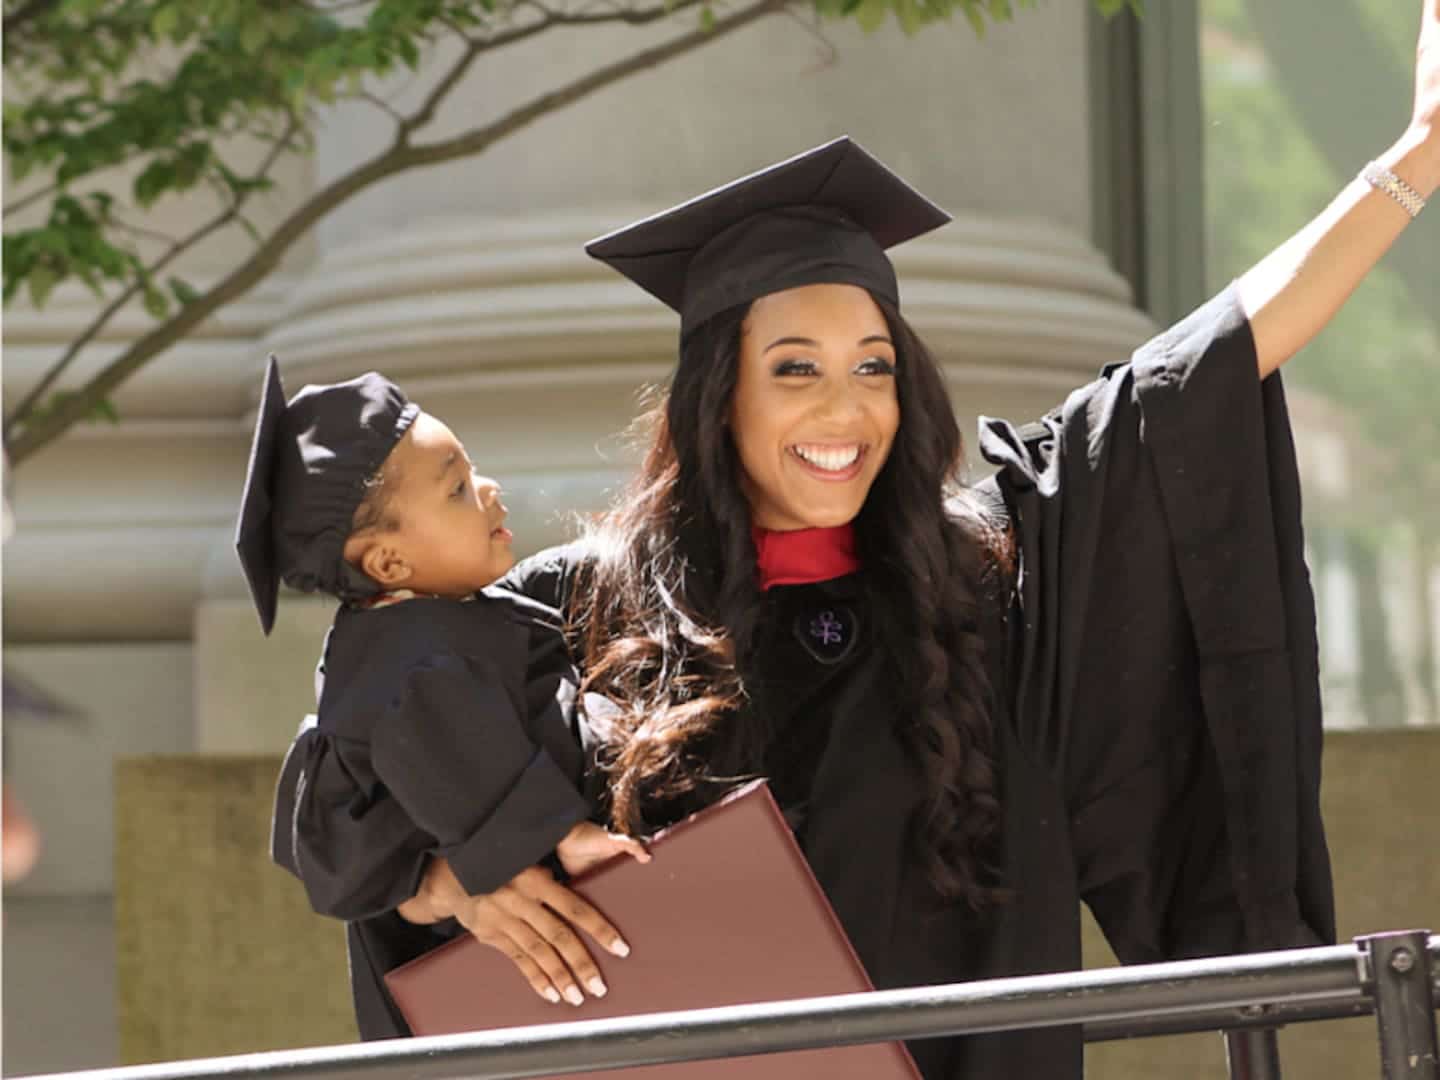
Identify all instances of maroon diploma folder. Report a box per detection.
[383,779,921,1078]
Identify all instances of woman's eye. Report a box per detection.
[772,359,818,377]
[856,357,896,376]
[451,479,468,498]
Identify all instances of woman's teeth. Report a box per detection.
[792,444,861,472]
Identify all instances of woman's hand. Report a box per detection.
[400,856,631,1007]
[1413,0,1440,157]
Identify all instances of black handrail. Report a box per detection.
[19,931,1438,1080]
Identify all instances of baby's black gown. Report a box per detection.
[272,586,591,1037]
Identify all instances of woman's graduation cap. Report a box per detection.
[234,357,418,635]
[585,136,951,339]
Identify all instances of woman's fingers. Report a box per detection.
[462,902,569,1005]
[494,881,609,1001]
[445,865,633,1007]
[522,868,632,959]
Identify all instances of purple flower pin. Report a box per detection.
[809,610,844,647]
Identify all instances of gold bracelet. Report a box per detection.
[1361,161,1426,219]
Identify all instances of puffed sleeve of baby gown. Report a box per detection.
[370,653,592,897]
[272,715,434,921]
[980,285,1334,963]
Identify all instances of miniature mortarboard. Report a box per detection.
[586,136,951,340]
[235,356,419,635]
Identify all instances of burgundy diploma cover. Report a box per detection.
[383,779,921,1078]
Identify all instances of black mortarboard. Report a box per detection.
[235,356,419,635]
[586,136,951,340]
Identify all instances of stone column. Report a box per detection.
[4,1,1153,784]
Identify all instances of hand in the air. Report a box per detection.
[398,856,633,1007]
[1414,0,1440,154]
[556,821,651,877]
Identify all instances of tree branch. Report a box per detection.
[521,0,706,25]
[107,215,185,251]
[398,32,488,140]
[357,90,408,129]
[4,118,303,441]
[3,210,238,438]
[4,0,790,463]
[401,0,709,142]
[403,0,758,167]
[4,182,61,217]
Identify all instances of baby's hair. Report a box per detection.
[350,460,401,536]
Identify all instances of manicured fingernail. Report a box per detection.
[588,977,608,997]
[543,988,561,1004]
[612,939,631,958]
[565,986,584,1007]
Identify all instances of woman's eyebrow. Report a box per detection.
[764,334,894,353]
[436,450,458,481]
[764,336,820,353]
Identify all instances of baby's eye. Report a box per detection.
[856,356,896,376]
[772,358,818,377]
[451,479,468,498]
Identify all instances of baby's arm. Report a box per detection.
[555,822,650,877]
[372,652,594,898]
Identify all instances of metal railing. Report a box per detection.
[24,929,1439,1080]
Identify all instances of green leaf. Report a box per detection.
[142,281,170,319]
[396,36,420,70]
[962,2,987,36]
[168,276,201,306]
[151,5,180,41]
[240,20,268,55]
[90,397,121,425]
[854,0,889,33]
[133,160,175,207]
[699,5,716,31]
[27,264,60,309]
[895,0,924,35]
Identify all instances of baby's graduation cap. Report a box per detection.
[235,357,419,635]
[585,136,951,340]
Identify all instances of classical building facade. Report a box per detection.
[7,4,1303,1073]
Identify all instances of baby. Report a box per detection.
[236,358,643,1021]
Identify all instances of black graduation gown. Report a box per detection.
[271,587,590,1037]
[272,286,1334,1075]
[493,285,1335,1079]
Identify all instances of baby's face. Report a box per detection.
[379,412,515,595]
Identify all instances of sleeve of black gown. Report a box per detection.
[370,653,592,897]
[980,285,1333,963]
[272,715,434,922]
[494,540,592,613]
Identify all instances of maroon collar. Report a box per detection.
[752,523,861,591]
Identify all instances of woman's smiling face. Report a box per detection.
[729,282,900,531]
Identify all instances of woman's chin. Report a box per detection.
[774,505,862,531]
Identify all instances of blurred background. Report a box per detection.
[2,0,1437,1076]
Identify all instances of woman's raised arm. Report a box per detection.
[1239,0,1438,378]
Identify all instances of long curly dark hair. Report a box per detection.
[570,294,1011,909]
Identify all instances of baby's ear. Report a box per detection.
[351,538,412,588]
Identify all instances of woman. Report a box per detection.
[274,6,1439,1077]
